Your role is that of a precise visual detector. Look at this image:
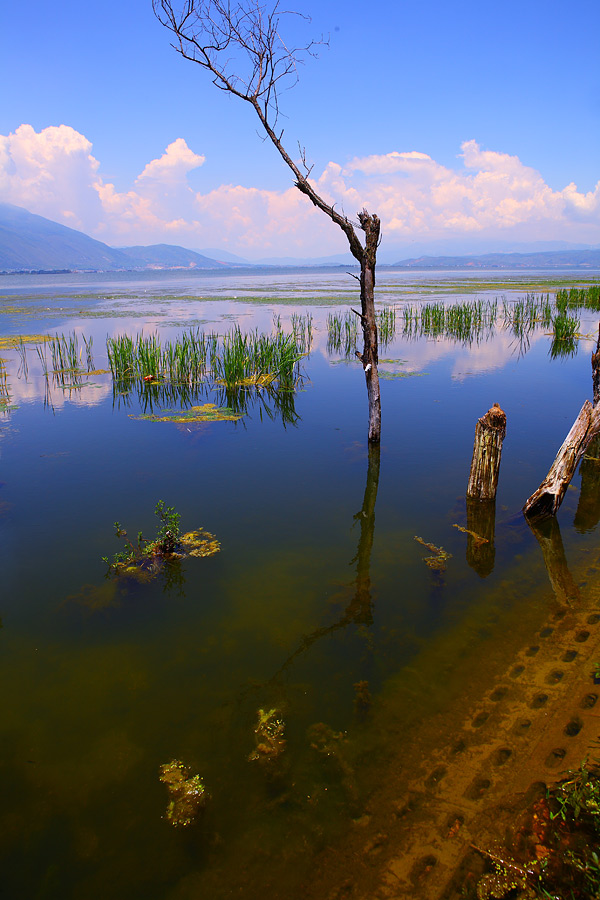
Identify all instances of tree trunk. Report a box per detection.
[467,403,506,500]
[523,400,600,521]
[357,211,381,444]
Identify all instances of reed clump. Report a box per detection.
[107,324,305,392]
[555,285,600,311]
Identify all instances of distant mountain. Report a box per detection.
[254,253,355,266]
[198,247,250,265]
[392,249,600,269]
[0,204,225,272]
[118,243,225,269]
[0,203,133,271]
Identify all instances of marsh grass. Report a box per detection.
[107,324,305,396]
[401,299,497,344]
[327,311,358,355]
[556,284,600,311]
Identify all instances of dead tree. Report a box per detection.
[153,0,382,441]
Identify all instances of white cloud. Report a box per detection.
[0,125,599,256]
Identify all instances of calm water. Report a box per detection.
[1,269,600,899]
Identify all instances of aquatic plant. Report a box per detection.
[129,403,244,423]
[327,310,358,356]
[400,299,497,345]
[555,284,600,312]
[376,306,396,347]
[159,760,208,827]
[473,758,600,900]
[414,535,452,571]
[103,500,219,578]
[248,708,286,763]
[107,325,305,392]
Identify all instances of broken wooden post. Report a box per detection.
[523,400,600,521]
[467,403,507,500]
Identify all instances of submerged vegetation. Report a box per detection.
[474,759,600,899]
[159,760,208,827]
[102,500,220,579]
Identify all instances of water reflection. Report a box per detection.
[273,443,380,681]
[465,498,497,578]
[526,515,580,605]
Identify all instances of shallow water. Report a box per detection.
[1,269,600,899]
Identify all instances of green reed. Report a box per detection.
[327,311,358,355]
[401,299,497,344]
[49,331,82,373]
[107,324,305,392]
[377,306,397,347]
[556,285,600,312]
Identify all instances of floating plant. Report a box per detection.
[102,500,219,579]
[414,535,452,571]
[128,403,244,423]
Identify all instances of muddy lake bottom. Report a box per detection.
[2,268,600,899]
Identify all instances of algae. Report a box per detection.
[248,708,286,763]
[128,403,243,423]
[159,759,208,827]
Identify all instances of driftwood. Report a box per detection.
[523,400,600,521]
[467,403,506,500]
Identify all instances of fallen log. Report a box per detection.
[523,399,600,521]
[467,403,506,501]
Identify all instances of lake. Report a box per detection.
[2,267,600,899]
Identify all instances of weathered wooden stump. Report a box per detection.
[467,403,506,501]
[523,400,600,521]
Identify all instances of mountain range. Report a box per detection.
[1,202,599,273]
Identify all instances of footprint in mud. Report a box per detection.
[587,613,600,625]
[472,711,490,728]
[526,645,540,657]
[575,630,590,643]
[565,718,583,737]
[581,693,598,709]
[451,739,466,756]
[563,650,578,662]
[425,766,446,789]
[510,665,525,679]
[513,718,532,735]
[539,627,554,638]
[530,693,549,709]
[545,748,567,769]
[490,686,509,702]
[465,777,491,800]
[492,747,512,766]
[545,670,565,684]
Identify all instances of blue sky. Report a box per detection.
[1,0,599,260]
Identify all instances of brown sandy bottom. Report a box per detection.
[298,549,600,900]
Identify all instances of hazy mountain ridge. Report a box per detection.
[1,203,600,273]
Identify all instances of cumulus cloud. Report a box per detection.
[0,124,599,256]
